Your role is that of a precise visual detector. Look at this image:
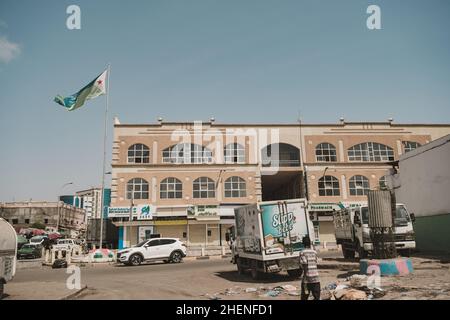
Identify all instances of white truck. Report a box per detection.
[333,203,416,259]
[227,199,314,280]
[52,239,82,254]
[0,218,18,298]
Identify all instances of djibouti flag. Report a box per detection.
[54,70,107,111]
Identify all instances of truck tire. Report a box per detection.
[399,249,411,257]
[250,268,260,280]
[357,243,367,259]
[343,247,355,259]
[287,269,303,278]
[236,258,245,276]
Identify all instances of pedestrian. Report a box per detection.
[299,235,321,300]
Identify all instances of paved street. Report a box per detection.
[4,252,450,300]
[6,257,306,300]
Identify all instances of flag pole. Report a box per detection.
[99,64,110,250]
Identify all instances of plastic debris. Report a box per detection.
[324,282,337,291]
[281,284,297,292]
[339,289,367,300]
[265,290,281,297]
[335,284,349,291]
[349,275,368,288]
[245,287,257,293]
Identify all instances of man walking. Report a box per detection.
[299,235,321,300]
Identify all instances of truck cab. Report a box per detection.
[335,203,416,258]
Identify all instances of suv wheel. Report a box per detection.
[170,251,183,263]
[129,254,142,266]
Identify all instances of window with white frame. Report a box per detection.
[160,177,182,199]
[403,141,421,153]
[127,144,150,164]
[224,176,247,198]
[224,143,245,163]
[193,177,215,198]
[126,178,149,200]
[162,143,212,164]
[348,142,394,162]
[318,175,340,196]
[315,143,337,162]
[349,175,370,196]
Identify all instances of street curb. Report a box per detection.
[61,285,88,300]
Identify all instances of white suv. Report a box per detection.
[117,238,187,266]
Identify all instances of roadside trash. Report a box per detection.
[349,275,368,288]
[339,289,367,300]
[281,284,297,291]
[371,287,386,298]
[320,290,334,300]
[245,287,257,293]
[224,286,242,295]
[265,290,281,297]
[335,284,348,291]
[334,289,347,300]
[324,282,337,291]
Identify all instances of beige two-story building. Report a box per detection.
[109,117,450,252]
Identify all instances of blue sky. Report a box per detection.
[0,0,449,201]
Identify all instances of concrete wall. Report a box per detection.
[391,135,450,217]
[414,214,450,255]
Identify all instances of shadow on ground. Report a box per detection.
[214,270,298,284]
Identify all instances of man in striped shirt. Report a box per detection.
[299,236,321,300]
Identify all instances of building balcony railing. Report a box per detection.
[261,159,301,167]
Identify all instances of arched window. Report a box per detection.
[224,143,245,163]
[316,143,337,162]
[126,178,149,200]
[379,176,387,189]
[193,177,215,198]
[349,175,370,196]
[160,177,182,199]
[162,143,212,164]
[127,144,150,164]
[318,176,340,196]
[224,176,247,198]
[403,141,421,153]
[348,142,394,162]
[261,143,300,167]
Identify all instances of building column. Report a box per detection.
[339,140,345,162]
[186,223,190,246]
[396,140,403,157]
[341,175,348,200]
[205,223,208,246]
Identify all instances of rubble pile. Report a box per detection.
[320,275,386,301]
[203,284,301,300]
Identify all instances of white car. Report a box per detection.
[117,238,187,266]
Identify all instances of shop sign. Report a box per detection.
[187,205,218,217]
[308,203,344,212]
[107,204,154,220]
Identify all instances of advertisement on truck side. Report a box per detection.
[260,201,309,255]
